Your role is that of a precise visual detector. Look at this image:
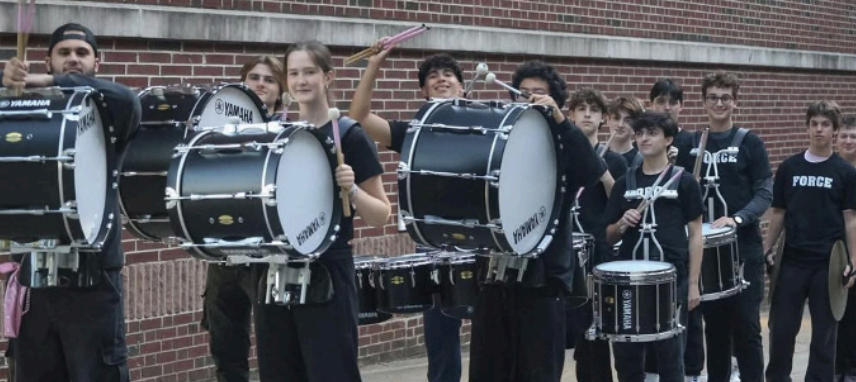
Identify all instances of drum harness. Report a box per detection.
[624,166,682,262]
[691,128,748,222]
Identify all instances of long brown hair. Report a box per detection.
[240,55,285,113]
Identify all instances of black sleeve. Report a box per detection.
[674,131,696,170]
[52,74,141,151]
[735,133,774,224]
[679,172,704,224]
[604,151,628,179]
[842,164,856,211]
[771,158,789,209]
[556,119,607,190]
[387,119,410,154]
[343,124,384,184]
[602,175,628,227]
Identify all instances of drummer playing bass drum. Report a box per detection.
[604,111,703,382]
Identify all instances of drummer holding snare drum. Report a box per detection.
[674,72,772,382]
[604,111,703,382]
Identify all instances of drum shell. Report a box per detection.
[0,89,116,246]
[699,224,741,300]
[567,233,595,308]
[375,257,436,314]
[437,255,478,319]
[354,256,392,325]
[138,86,204,124]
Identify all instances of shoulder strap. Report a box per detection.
[626,166,638,191]
[631,152,644,168]
[337,116,358,140]
[667,166,685,191]
[730,127,750,148]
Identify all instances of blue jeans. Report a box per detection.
[424,302,462,382]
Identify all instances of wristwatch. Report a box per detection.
[733,215,744,226]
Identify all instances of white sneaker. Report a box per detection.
[686,375,707,382]
[730,360,741,382]
[644,373,660,382]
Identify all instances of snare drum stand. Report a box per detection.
[265,258,312,305]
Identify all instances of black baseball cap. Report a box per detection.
[48,23,99,56]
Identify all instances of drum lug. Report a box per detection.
[489,170,501,187]
[64,201,79,219]
[489,219,503,233]
[61,149,76,170]
[397,162,409,180]
[431,268,441,285]
[263,184,277,206]
[165,188,178,210]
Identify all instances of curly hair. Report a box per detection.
[510,60,569,108]
[843,114,856,130]
[568,88,608,113]
[418,54,464,88]
[701,71,740,99]
[806,101,842,130]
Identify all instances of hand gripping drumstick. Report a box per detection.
[463,63,489,97]
[14,0,36,97]
[328,108,352,218]
[637,167,684,214]
[485,73,531,99]
[692,127,710,180]
[344,24,429,66]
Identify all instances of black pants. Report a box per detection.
[253,257,362,382]
[766,262,837,382]
[11,269,129,382]
[613,275,688,382]
[201,264,260,382]
[702,243,765,382]
[423,302,463,382]
[469,282,566,382]
[644,306,704,376]
[570,299,614,382]
[838,291,856,376]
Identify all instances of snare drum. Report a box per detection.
[591,260,682,342]
[375,254,437,314]
[354,256,392,325]
[567,233,595,308]
[120,84,267,241]
[0,87,117,247]
[435,253,478,319]
[166,122,340,260]
[398,99,565,256]
[699,223,743,301]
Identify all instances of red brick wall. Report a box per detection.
[75,0,856,54]
[1,5,856,382]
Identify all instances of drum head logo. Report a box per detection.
[460,271,474,280]
[390,276,405,285]
[157,103,171,111]
[539,206,547,219]
[512,205,548,245]
[218,215,234,225]
[215,99,225,114]
[605,297,615,304]
[0,100,9,108]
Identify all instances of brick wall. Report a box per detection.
[1,3,856,381]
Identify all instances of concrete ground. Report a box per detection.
[361,308,813,382]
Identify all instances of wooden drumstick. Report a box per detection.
[637,167,684,214]
[598,131,615,157]
[692,127,710,180]
[329,108,351,217]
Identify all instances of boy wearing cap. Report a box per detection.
[2,23,140,382]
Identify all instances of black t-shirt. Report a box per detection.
[51,75,141,269]
[603,167,703,266]
[317,119,384,259]
[619,147,643,168]
[675,126,772,244]
[772,153,856,266]
[388,119,410,154]
[577,145,627,265]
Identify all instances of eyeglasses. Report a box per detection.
[705,95,734,105]
[519,88,549,96]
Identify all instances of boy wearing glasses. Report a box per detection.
[675,72,772,382]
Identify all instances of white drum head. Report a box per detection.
[197,86,264,128]
[702,223,733,237]
[498,107,557,254]
[596,260,672,273]
[73,96,108,244]
[275,129,335,255]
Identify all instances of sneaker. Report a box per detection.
[644,373,660,382]
[730,360,741,382]
[686,376,707,382]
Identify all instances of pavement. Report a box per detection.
[360,307,813,382]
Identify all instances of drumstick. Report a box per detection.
[638,167,684,214]
[328,108,351,218]
[484,73,531,99]
[14,0,35,97]
[344,24,428,66]
[598,132,616,157]
[692,127,710,180]
[463,63,489,96]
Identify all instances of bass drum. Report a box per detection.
[0,87,117,247]
[398,99,565,256]
[166,123,340,260]
[119,84,267,241]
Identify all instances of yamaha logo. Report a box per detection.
[1,99,51,108]
[0,100,9,108]
[215,99,225,114]
[390,276,405,285]
[5,132,22,143]
[460,271,474,280]
[218,215,234,225]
